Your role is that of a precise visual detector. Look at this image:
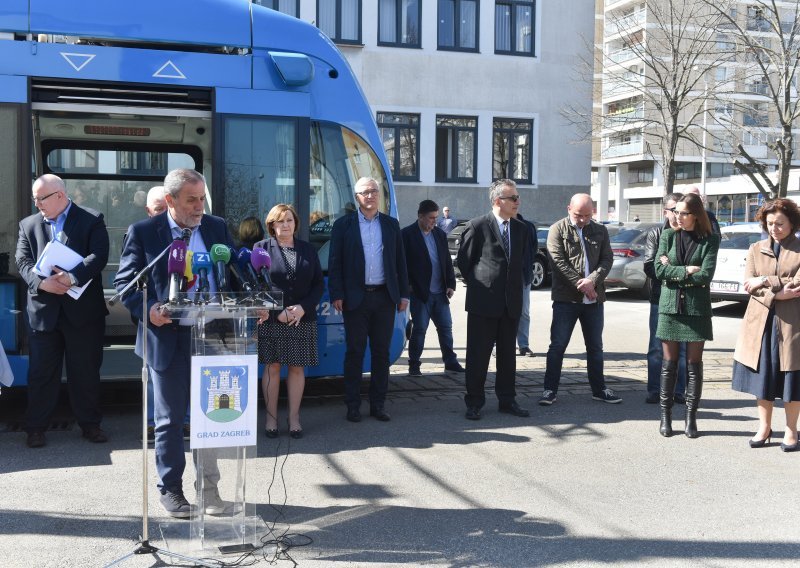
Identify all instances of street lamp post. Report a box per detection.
[701,76,708,196]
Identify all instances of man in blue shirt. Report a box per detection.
[402,200,464,377]
[328,177,410,423]
[437,206,458,234]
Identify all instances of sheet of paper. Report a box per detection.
[32,240,92,300]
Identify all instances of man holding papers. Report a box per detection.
[15,174,109,448]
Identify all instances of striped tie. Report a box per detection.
[502,220,510,257]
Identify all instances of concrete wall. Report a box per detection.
[312,0,595,224]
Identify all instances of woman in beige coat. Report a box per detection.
[732,198,800,452]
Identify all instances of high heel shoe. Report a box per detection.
[780,433,799,452]
[749,428,772,448]
[264,427,278,439]
[287,420,303,439]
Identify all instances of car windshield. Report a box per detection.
[719,232,762,250]
[610,229,643,245]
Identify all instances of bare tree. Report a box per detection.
[702,0,800,198]
[565,1,727,195]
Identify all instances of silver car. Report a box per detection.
[604,223,661,299]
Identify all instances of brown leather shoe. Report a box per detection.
[82,426,108,443]
[26,431,46,448]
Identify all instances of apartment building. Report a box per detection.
[595,0,800,223]
[255,0,595,225]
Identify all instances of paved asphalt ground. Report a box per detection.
[1,289,799,567]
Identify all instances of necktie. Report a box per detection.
[502,221,510,257]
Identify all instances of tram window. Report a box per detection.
[221,117,298,243]
[43,147,197,292]
[310,122,388,271]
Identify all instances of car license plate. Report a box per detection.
[711,281,739,292]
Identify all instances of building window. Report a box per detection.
[254,0,299,17]
[318,0,362,45]
[629,166,653,184]
[438,0,479,52]
[492,118,532,183]
[743,103,768,127]
[377,112,420,181]
[495,1,535,56]
[379,0,421,47]
[436,115,477,182]
[708,163,735,178]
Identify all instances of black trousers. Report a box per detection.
[342,288,396,409]
[465,310,518,409]
[25,315,105,432]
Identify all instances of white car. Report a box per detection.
[710,223,765,302]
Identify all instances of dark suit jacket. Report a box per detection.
[401,223,456,302]
[456,213,529,318]
[252,236,323,322]
[15,204,109,332]
[114,212,235,371]
[328,211,410,311]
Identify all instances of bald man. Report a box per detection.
[539,193,621,406]
[146,186,167,217]
[16,174,110,448]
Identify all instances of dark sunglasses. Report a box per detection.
[499,195,520,202]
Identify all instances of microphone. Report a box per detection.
[167,239,188,304]
[236,247,260,289]
[209,244,231,292]
[191,251,212,294]
[225,246,255,292]
[251,246,274,291]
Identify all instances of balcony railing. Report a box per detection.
[602,139,644,159]
[602,74,645,97]
[605,11,646,35]
[604,110,644,128]
[608,48,638,64]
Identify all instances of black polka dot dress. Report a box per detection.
[257,245,319,367]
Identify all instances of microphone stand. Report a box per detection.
[105,242,217,568]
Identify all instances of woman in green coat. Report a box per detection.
[654,193,720,439]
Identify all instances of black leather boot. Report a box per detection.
[685,362,703,438]
[659,360,678,437]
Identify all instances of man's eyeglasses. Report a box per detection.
[32,191,59,205]
[356,189,379,197]
[498,195,520,202]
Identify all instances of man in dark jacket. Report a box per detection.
[643,193,687,404]
[328,177,409,423]
[457,179,530,420]
[16,174,109,448]
[402,200,463,376]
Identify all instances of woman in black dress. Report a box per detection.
[732,199,800,451]
[256,204,323,438]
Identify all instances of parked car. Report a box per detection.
[710,223,764,302]
[447,220,552,289]
[604,223,661,298]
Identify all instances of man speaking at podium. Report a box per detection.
[115,168,236,519]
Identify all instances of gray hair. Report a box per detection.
[489,179,516,204]
[663,192,682,207]
[147,186,165,207]
[354,177,379,193]
[163,169,205,197]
